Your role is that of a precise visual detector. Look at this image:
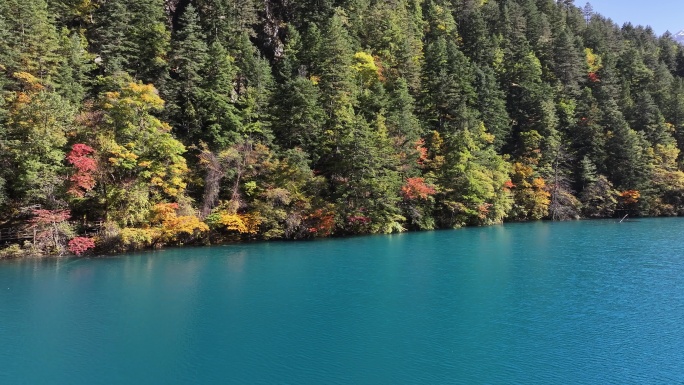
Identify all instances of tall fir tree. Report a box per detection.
[166,4,209,141]
[91,0,169,84]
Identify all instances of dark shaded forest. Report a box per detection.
[2,0,684,255]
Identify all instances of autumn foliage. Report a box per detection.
[348,215,371,224]
[30,209,71,226]
[150,203,209,243]
[217,212,262,234]
[620,190,641,205]
[117,203,209,250]
[304,208,336,237]
[29,209,73,254]
[415,139,429,166]
[5,0,684,257]
[401,177,436,200]
[68,237,95,255]
[66,143,97,197]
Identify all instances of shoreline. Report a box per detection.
[1,215,673,261]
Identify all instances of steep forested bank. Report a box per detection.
[2,0,684,256]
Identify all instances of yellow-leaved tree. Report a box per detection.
[88,77,189,227]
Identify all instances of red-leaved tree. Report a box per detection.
[68,237,96,256]
[29,209,73,254]
[401,177,436,200]
[66,143,97,198]
[303,208,336,237]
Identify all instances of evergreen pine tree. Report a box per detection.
[631,91,674,146]
[53,30,94,105]
[1,0,61,80]
[474,66,510,151]
[91,0,134,75]
[166,4,209,141]
[91,0,169,84]
[199,41,243,148]
[552,29,583,94]
[603,98,650,189]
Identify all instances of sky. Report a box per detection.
[587,0,684,36]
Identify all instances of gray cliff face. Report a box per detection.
[162,0,286,60]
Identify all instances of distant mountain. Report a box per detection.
[675,30,684,44]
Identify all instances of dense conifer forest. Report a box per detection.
[2,0,684,255]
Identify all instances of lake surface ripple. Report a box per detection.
[2,218,684,384]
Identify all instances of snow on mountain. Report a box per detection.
[675,29,684,44]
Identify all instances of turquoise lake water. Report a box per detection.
[2,218,684,384]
